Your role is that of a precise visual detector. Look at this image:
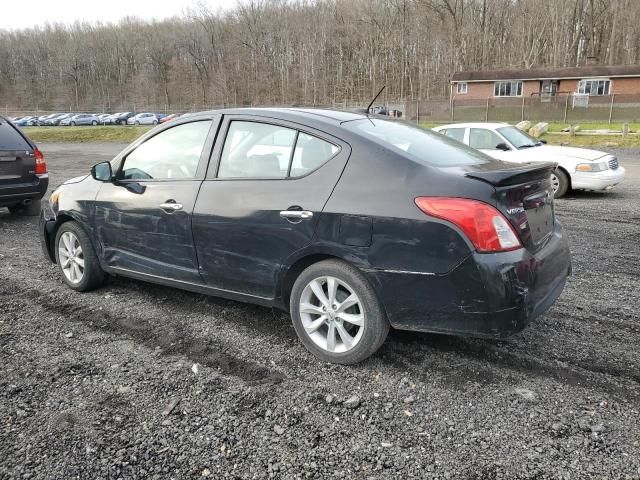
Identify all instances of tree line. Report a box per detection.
[0,0,638,112]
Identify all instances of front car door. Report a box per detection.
[191,115,350,299]
[94,116,219,282]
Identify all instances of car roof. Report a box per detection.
[434,122,511,130]
[188,107,370,127]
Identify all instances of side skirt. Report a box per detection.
[105,266,276,308]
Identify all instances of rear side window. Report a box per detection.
[290,132,339,177]
[0,120,30,150]
[217,121,339,179]
[469,128,504,150]
[441,128,465,143]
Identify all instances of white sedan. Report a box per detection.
[433,122,625,198]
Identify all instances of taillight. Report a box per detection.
[414,197,522,253]
[34,148,47,175]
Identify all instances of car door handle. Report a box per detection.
[279,210,313,220]
[160,202,183,211]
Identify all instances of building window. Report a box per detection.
[578,79,611,96]
[494,81,523,97]
[456,82,468,94]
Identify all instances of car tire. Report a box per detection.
[120,120,126,126]
[135,121,140,125]
[551,169,569,198]
[70,121,76,127]
[8,199,41,216]
[152,120,158,125]
[55,221,107,292]
[289,259,389,365]
[91,120,98,126]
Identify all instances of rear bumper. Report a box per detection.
[367,222,571,337]
[571,167,625,190]
[0,174,48,207]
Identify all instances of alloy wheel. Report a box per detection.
[58,231,85,284]
[299,276,365,353]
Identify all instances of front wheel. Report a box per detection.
[91,120,98,126]
[551,169,569,198]
[70,121,76,127]
[290,259,389,364]
[135,121,140,125]
[120,120,127,125]
[55,222,107,292]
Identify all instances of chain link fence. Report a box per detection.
[407,93,640,124]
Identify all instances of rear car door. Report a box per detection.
[94,116,219,282]
[191,116,350,298]
[0,119,44,206]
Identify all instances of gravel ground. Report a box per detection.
[1,143,639,479]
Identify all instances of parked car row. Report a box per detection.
[7,112,187,127]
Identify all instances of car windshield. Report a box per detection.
[343,119,490,167]
[497,126,541,149]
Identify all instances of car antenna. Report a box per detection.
[354,86,386,115]
[366,86,386,114]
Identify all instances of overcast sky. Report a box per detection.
[0,0,240,30]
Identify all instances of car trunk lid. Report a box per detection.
[465,162,556,252]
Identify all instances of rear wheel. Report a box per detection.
[551,169,569,198]
[120,120,127,125]
[8,199,41,216]
[135,121,140,125]
[91,120,98,126]
[290,259,389,364]
[152,119,158,125]
[70,121,76,127]
[55,222,107,292]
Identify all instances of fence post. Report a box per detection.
[485,97,489,121]
[416,100,419,125]
[451,98,455,122]
[521,96,525,121]
[563,95,569,123]
[608,94,615,124]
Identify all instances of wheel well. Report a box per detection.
[279,254,341,308]
[557,166,572,189]
[45,214,75,261]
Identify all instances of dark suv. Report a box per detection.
[0,116,48,215]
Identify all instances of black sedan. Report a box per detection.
[40,108,571,364]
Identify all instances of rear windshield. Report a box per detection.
[0,120,30,150]
[343,119,490,167]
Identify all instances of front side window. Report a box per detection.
[457,82,468,94]
[218,121,339,179]
[121,120,212,180]
[469,128,505,150]
[494,81,523,97]
[441,128,465,143]
[578,79,611,96]
[497,126,540,149]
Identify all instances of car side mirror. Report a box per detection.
[495,142,511,151]
[91,161,113,182]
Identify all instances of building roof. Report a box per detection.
[452,65,640,82]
